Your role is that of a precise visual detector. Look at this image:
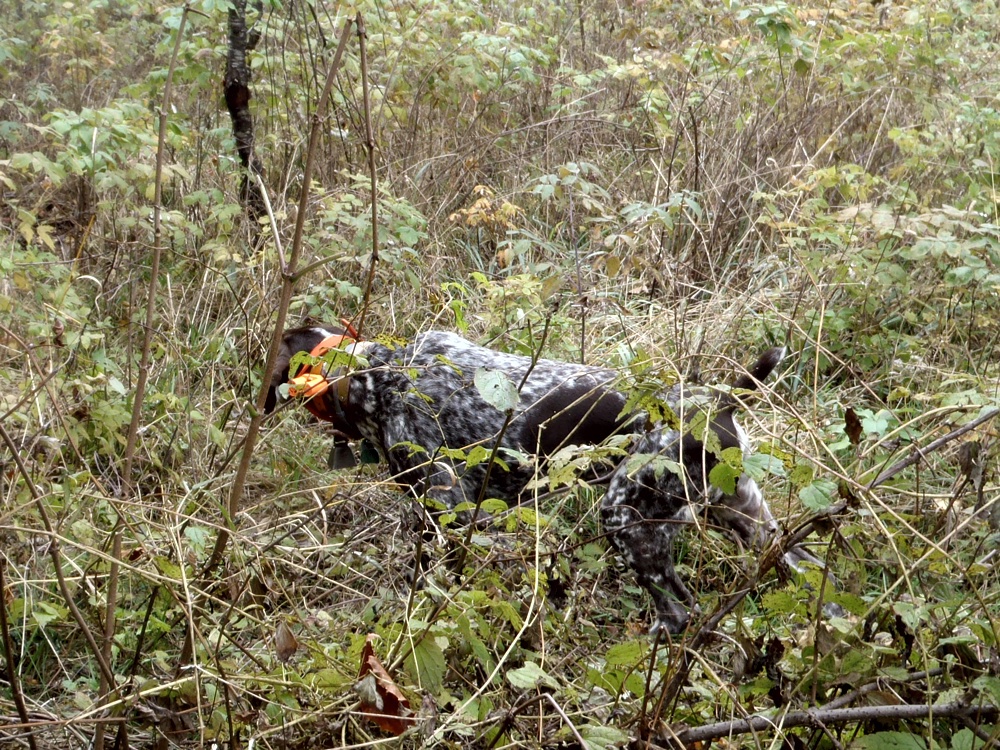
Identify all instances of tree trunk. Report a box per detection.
[224,0,266,222]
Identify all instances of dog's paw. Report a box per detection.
[650,605,696,637]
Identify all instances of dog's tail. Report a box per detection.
[720,346,787,411]
[684,346,786,458]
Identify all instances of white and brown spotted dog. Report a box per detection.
[267,325,821,633]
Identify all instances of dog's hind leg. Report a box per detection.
[601,482,697,634]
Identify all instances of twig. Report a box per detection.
[483,692,587,749]
[780,406,1000,556]
[122,4,190,483]
[866,408,999,490]
[818,669,942,711]
[200,17,355,578]
[638,627,667,735]
[0,335,63,424]
[0,558,38,750]
[114,587,159,750]
[182,15,357,675]
[94,530,122,750]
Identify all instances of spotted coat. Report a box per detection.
[269,328,821,633]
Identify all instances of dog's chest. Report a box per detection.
[626,428,724,519]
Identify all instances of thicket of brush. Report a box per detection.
[1,0,998,747]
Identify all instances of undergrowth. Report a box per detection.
[1,0,998,747]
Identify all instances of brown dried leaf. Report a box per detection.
[355,634,413,736]
[844,406,863,446]
[274,620,299,663]
[957,440,980,478]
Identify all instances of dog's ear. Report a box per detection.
[264,325,348,414]
[264,339,295,414]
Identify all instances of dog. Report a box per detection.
[267,326,821,633]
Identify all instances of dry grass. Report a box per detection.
[1,0,999,746]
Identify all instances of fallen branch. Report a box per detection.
[672,701,999,745]
[866,407,1000,490]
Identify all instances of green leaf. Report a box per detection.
[972,675,1000,706]
[951,729,978,750]
[762,590,798,616]
[605,640,645,668]
[396,225,421,246]
[744,452,786,480]
[463,444,491,467]
[154,555,183,579]
[709,461,741,495]
[310,668,352,689]
[788,462,815,489]
[106,375,126,396]
[32,601,69,628]
[718,446,744,467]
[459,615,494,672]
[800,478,837,510]
[828,591,867,616]
[480,498,509,515]
[580,723,629,750]
[627,453,683,479]
[474,368,519,412]
[892,600,928,630]
[404,635,447,693]
[506,661,559,690]
[851,731,927,750]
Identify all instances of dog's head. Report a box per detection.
[264,323,356,415]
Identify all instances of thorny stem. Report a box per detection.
[355,11,380,340]
[0,558,38,750]
[0,423,118,701]
[484,692,586,749]
[182,17,356,672]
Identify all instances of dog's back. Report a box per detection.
[341,331,635,506]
